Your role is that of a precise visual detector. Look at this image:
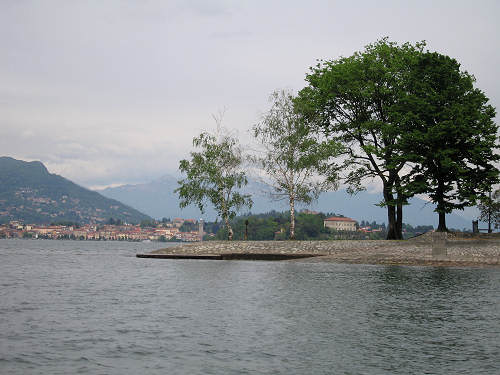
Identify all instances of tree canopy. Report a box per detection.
[296,39,425,239]
[175,121,252,240]
[252,89,341,239]
[297,38,499,236]
[478,189,500,232]
[175,39,498,237]
[397,52,499,231]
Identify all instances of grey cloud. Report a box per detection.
[1,0,499,188]
[209,31,253,39]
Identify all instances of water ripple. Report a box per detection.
[0,239,499,374]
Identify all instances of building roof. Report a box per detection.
[324,216,357,222]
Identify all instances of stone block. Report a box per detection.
[432,232,448,257]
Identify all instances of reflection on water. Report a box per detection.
[0,239,499,375]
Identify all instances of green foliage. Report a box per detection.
[397,52,499,230]
[293,212,331,240]
[252,89,342,239]
[216,214,280,240]
[296,38,426,239]
[253,90,341,202]
[402,223,434,234]
[179,221,197,232]
[203,220,224,236]
[107,218,123,226]
[175,123,252,240]
[140,219,157,228]
[478,189,500,230]
[359,220,386,230]
[207,211,432,241]
[297,38,499,235]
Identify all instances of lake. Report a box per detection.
[1,239,499,374]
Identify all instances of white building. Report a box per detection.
[324,216,357,231]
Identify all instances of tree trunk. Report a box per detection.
[384,187,398,240]
[289,195,295,240]
[224,215,233,240]
[386,204,398,240]
[436,180,447,232]
[437,211,447,232]
[488,191,492,233]
[393,177,403,240]
[396,200,403,240]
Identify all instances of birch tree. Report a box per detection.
[175,117,252,240]
[252,89,340,239]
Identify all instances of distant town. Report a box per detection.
[0,218,206,242]
[0,214,434,242]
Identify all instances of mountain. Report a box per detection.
[0,157,151,224]
[99,175,202,220]
[98,175,273,220]
[98,174,473,230]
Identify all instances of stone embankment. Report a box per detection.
[138,232,500,267]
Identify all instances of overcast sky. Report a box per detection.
[1,0,499,189]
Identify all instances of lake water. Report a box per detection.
[0,239,499,374]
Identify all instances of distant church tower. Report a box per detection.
[198,219,204,241]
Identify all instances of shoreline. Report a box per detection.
[137,232,500,268]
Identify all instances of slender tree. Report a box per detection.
[175,117,252,240]
[297,39,424,239]
[252,89,340,239]
[399,52,499,231]
[478,189,500,233]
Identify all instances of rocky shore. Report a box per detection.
[138,232,500,267]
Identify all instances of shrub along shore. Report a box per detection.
[138,232,500,267]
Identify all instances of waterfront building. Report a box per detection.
[324,216,357,231]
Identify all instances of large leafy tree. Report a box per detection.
[296,39,424,239]
[175,120,252,240]
[399,52,499,231]
[252,89,341,239]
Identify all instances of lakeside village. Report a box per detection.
[0,213,422,242]
[0,218,203,242]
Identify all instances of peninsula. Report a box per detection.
[137,232,500,268]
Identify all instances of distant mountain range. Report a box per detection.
[0,156,477,229]
[0,157,151,224]
[98,174,474,230]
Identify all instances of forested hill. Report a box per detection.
[0,157,151,224]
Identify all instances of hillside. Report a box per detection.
[98,174,473,230]
[0,157,151,224]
